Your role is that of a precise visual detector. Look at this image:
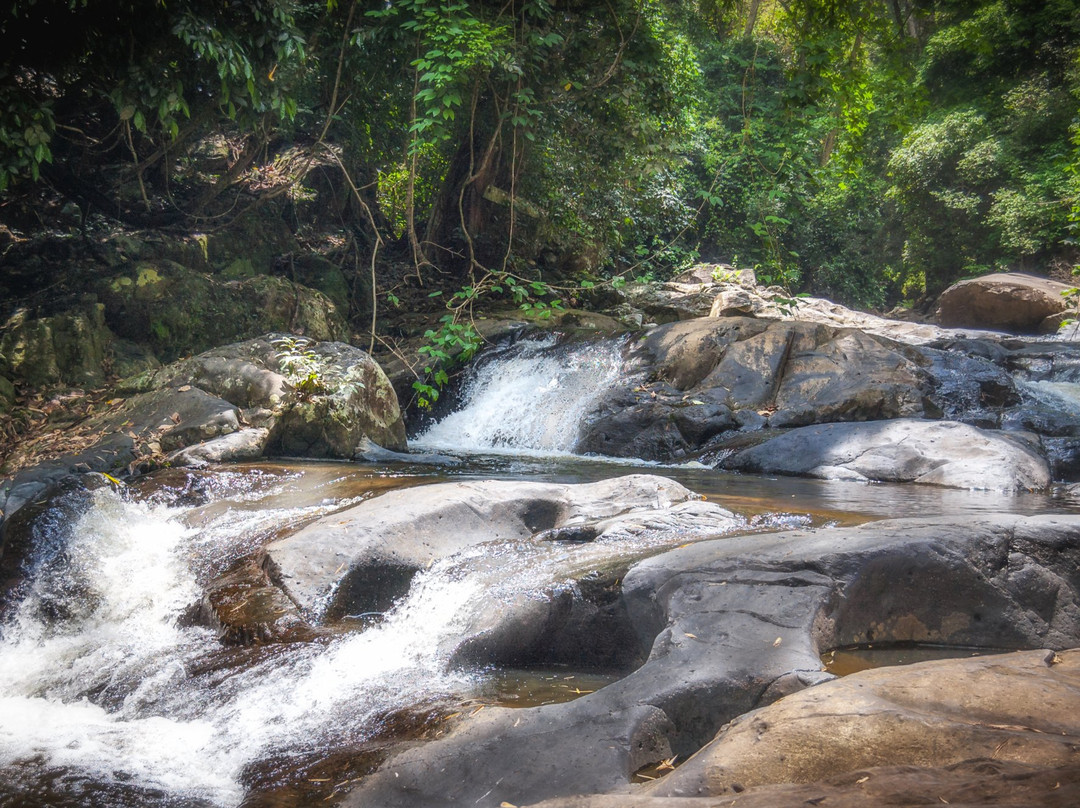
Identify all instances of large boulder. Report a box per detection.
[1,335,405,524]
[620,282,730,323]
[579,318,937,461]
[125,334,407,458]
[340,514,1080,808]
[97,261,347,361]
[720,418,1051,490]
[0,303,113,388]
[934,272,1072,333]
[266,475,726,621]
[708,286,1003,344]
[651,649,1080,800]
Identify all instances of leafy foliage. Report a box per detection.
[273,335,363,402]
[1,0,1078,316]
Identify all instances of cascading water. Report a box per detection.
[414,334,630,454]
[6,337,1066,806]
[1015,379,1080,416]
[0,483,484,806]
[0,465,779,806]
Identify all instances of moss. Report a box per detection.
[98,260,346,362]
[223,258,256,280]
[0,375,15,412]
[135,266,164,288]
[0,305,112,388]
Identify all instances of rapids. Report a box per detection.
[1,336,1077,806]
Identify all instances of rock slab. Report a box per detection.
[653,649,1080,799]
[720,418,1051,490]
[340,514,1080,808]
[266,475,718,620]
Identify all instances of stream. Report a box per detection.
[1,336,1077,807]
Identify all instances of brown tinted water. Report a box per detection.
[210,452,1080,526]
[822,643,1012,676]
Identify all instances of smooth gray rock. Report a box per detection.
[720,418,1052,490]
[579,318,937,460]
[340,514,1080,808]
[167,428,270,466]
[266,475,719,620]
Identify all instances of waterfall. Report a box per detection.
[414,334,629,454]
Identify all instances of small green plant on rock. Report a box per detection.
[1060,266,1080,331]
[414,317,482,409]
[272,336,363,402]
[410,271,567,409]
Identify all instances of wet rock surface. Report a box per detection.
[575,313,1080,483]
[0,473,112,615]
[265,475,732,620]
[580,317,938,461]
[719,418,1051,490]
[340,513,1080,808]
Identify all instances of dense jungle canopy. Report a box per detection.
[1,0,1078,315]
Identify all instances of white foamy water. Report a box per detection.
[1017,379,1080,415]
[0,487,484,806]
[414,335,629,454]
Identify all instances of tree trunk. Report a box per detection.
[744,0,762,38]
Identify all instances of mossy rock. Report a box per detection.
[268,340,407,455]
[279,254,356,315]
[109,338,161,379]
[0,375,15,413]
[123,335,406,456]
[0,303,112,388]
[203,209,295,274]
[98,261,347,362]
